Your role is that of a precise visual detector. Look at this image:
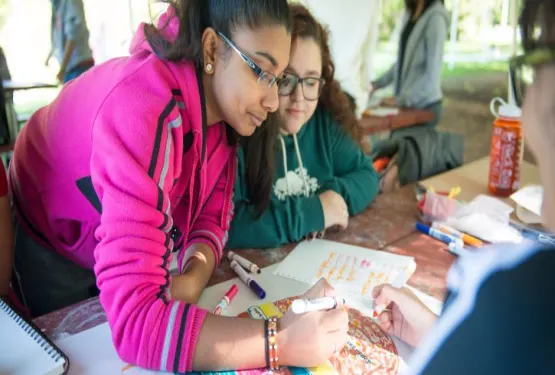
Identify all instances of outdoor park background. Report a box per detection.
[0,0,528,163]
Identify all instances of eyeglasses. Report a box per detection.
[278,72,325,101]
[510,49,555,107]
[217,31,283,90]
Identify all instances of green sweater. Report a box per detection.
[228,106,379,249]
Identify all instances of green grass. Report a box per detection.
[441,61,508,77]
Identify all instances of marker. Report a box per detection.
[230,260,266,299]
[227,251,261,274]
[291,296,345,314]
[213,284,239,315]
[447,242,467,257]
[432,222,483,247]
[372,304,387,319]
[416,222,464,248]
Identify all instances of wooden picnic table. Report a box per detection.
[35,185,453,340]
[360,107,435,134]
[420,156,540,209]
[32,157,543,343]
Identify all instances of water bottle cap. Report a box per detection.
[490,97,521,119]
[498,103,522,119]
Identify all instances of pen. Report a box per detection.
[227,251,261,274]
[509,220,555,245]
[291,296,345,314]
[213,284,239,315]
[432,222,483,247]
[416,222,464,248]
[230,260,266,299]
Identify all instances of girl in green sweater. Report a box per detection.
[229,4,379,249]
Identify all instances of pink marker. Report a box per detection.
[213,284,239,315]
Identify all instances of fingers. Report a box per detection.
[372,283,401,307]
[377,310,393,334]
[303,278,335,299]
[322,307,349,334]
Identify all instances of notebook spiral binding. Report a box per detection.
[0,298,70,374]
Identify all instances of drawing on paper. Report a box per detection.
[314,252,412,298]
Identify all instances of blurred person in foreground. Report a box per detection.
[374,0,555,373]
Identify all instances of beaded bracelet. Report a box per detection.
[266,316,280,371]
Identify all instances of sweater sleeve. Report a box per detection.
[227,149,325,249]
[180,155,236,272]
[319,121,379,216]
[396,14,447,108]
[91,91,205,374]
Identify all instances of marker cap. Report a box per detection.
[250,281,266,299]
[227,284,239,299]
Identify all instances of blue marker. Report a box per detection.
[230,260,266,299]
[416,222,464,248]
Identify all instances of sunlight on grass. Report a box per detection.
[442,61,508,77]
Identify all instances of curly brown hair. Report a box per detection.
[520,0,555,52]
[289,4,363,147]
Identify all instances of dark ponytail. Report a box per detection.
[146,0,291,216]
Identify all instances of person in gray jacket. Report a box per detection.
[47,0,94,83]
[372,0,448,134]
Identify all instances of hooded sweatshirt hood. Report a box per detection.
[129,5,180,56]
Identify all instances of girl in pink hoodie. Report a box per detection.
[9,0,348,372]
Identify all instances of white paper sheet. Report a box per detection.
[273,240,417,300]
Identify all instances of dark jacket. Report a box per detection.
[372,129,464,185]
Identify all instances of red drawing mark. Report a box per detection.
[360,259,372,269]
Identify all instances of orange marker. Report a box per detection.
[432,222,483,248]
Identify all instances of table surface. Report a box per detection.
[36,157,533,342]
[36,185,454,341]
[2,80,58,92]
[420,156,540,208]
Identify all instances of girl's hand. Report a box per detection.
[372,284,438,347]
[319,190,349,230]
[279,279,349,367]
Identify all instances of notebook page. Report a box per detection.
[0,305,64,375]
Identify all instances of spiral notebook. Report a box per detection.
[0,298,69,375]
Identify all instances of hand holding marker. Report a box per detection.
[291,296,345,314]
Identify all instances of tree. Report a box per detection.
[0,0,10,32]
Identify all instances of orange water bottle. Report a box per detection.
[488,98,524,197]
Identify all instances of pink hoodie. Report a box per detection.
[9,8,236,373]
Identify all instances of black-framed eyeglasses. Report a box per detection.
[278,72,325,101]
[217,31,282,90]
[510,49,555,108]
